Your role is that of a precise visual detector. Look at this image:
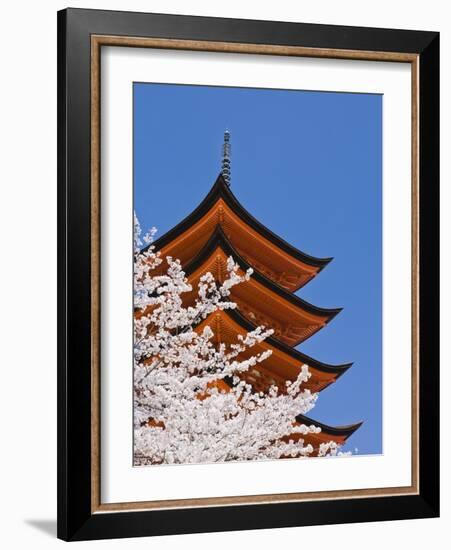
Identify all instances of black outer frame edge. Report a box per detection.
[57,7,440,542]
[62,7,437,53]
[57,9,68,541]
[58,8,93,541]
[72,495,436,542]
[418,34,440,513]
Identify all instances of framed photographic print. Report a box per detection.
[57,8,439,541]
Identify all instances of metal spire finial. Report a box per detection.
[221,130,231,186]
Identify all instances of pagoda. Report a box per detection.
[147,131,362,455]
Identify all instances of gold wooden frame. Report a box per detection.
[90,35,419,514]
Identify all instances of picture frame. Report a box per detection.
[57,7,439,541]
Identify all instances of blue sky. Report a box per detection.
[134,82,382,455]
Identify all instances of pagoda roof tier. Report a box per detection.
[183,227,341,347]
[195,309,351,394]
[295,414,362,440]
[287,414,362,454]
[148,174,332,291]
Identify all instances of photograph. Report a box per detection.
[132,82,382,466]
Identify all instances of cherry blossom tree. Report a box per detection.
[133,214,344,465]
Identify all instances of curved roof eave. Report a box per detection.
[146,173,333,271]
[295,414,363,438]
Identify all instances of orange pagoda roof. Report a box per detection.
[139,146,362,447]
[148,174,332,292]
